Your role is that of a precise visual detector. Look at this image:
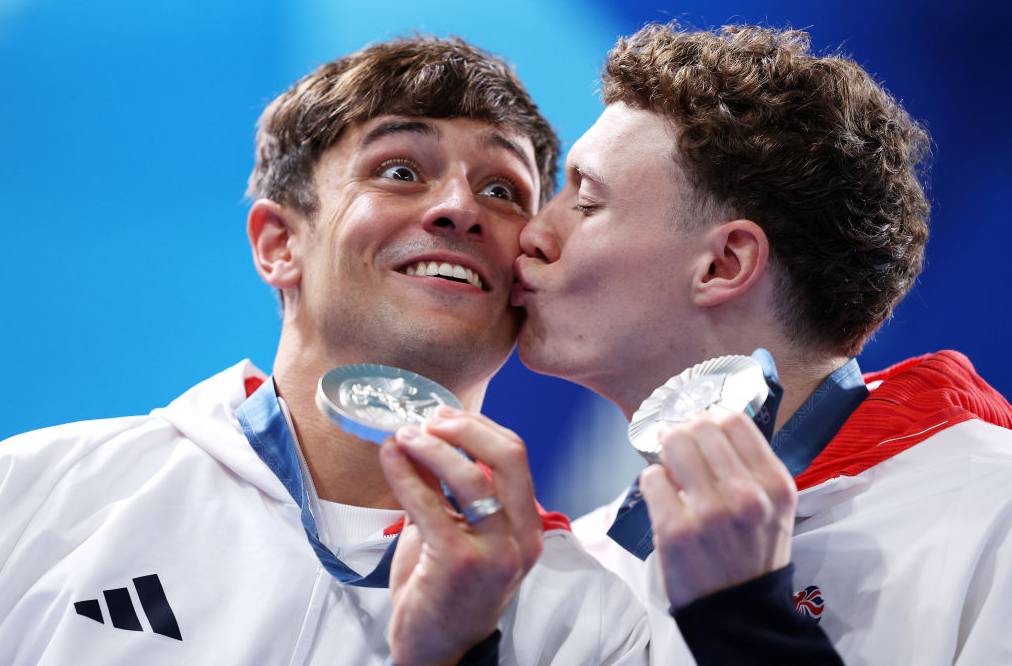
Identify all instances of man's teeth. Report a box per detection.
[403,261,483,289]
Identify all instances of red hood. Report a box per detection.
[795,350,1012,491]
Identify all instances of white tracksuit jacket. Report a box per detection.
[574,351,1012,665]
[0,361,649,665]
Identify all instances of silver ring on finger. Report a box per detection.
[461,496,503,526]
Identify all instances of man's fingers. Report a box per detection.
[714,410,775,470]
[639,464,687,527]
[688,412,751,480]
[393,427,511,535]
[717,411,797,512]
[425,409,531,479]
[423,411,542,565]
[379,439,463,540]
[658,422,721,506]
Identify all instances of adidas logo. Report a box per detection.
[74,574,182,641]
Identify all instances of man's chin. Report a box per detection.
[516,327,555,376]
[389,323,515,380]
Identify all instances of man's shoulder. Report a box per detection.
[1,413,171,460]
[797,348,1012,491]
[0,411,211,523]
[0,362,269,508]
[2,361,260,461]
[895,418,1012,499]
[863,418,1012,484]
[797,419,1012,536]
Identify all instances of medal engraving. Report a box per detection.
[629,355,768,464]
[659,375,726,422]
[340,377,445,429]
[317,364,462,444]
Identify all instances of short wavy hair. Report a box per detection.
[603,24,931,355]
[248,36,559,216]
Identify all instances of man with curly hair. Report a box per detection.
[504,23,1011,664]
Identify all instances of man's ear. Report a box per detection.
[247,199,303,291]
[691,219,769,307]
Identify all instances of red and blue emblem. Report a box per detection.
[793,585,825,623]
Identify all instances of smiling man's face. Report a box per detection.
[295,114,539,387]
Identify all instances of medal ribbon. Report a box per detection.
[235,379,397,588]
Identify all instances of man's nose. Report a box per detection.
[421,175,482,238]
[519,207,560,263]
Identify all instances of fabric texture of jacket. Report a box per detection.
[0,361,650,665]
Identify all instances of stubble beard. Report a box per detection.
[321,300,518,394]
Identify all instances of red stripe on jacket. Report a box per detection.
[795,351,1012,490]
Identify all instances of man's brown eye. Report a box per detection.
[381,164,419,182]
[479,180,516,201]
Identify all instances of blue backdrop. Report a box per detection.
[3,0,1010,516]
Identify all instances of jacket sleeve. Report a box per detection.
[672,564,843,665]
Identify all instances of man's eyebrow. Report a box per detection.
[572,162,607,190]
[483,131,537,184]
[360,120,440,148]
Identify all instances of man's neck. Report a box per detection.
[769,351,851,432]
[273,358,401,509]
[270,327,490,509]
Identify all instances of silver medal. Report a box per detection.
[316,364,462,444]
[628,355,769,464]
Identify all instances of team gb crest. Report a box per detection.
[793,585,825,623]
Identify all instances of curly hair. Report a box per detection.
[248,36,559,217]
[603,24,931,355]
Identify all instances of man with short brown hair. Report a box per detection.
[248,36,560,219]
[0,36,649,665]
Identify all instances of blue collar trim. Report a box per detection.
[607,350,867,560]
[772,356,868,476]
[235,379,397,588]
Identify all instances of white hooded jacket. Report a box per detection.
[0,361,649,665]
[575,351,1012,665]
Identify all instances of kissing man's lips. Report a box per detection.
[510,256,539,307]
[512,255,535,292]
[510,281,530,307]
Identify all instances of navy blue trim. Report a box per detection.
[772,357,868,477]
[235,379,397,588]
[608,350,867,560]
[749,348,784,443]
[604,477,655,560]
